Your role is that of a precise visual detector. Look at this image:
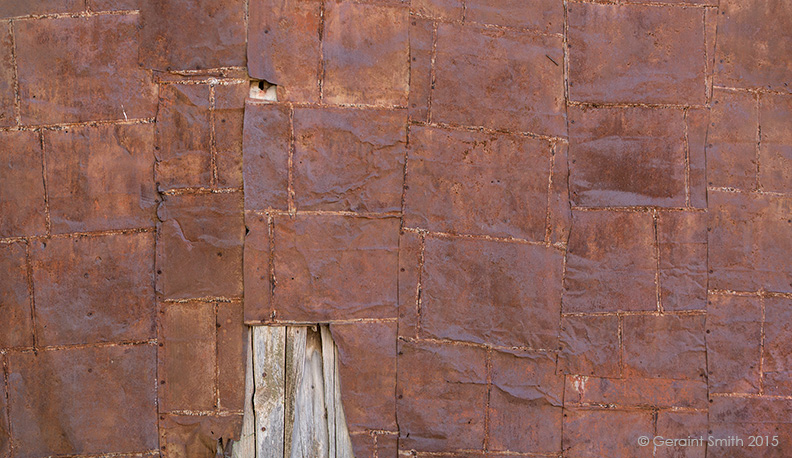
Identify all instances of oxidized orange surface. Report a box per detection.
[1,0,791,457]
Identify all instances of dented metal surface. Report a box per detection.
[0,0,791,456]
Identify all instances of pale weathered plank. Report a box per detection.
[253,326,286,458]
[284,326,307,458]
[320,325,354,458]
[320,325,337,458]
[331,344,354,458]
[291,326,329,458]
[241,325,357,458]
[231,327,256,458]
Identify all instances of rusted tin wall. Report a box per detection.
[1,0,791,456]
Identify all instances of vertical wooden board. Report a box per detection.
[320,325,337,458]
[321,325,355,458]
[232,327,256,458]
[332,344,354,458]
[253,326,286,458]
[239,325,357,458]
[291,326,329,458]
[285,327,307,458]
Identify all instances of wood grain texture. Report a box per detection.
[321,325,354,458]
[238,325,355,458]
[284,326,306,458]
[232,327,256,458]
[291,326,329,457]
[253,326,286,458]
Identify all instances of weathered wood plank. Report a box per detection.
[253,326,286,458]
[240,325,357,458]
[320,326,354,458]
[284,327,306,458]
[231,327,255,458]
[320,325,337,458]
[291,326,329,458]
[331,348,354,458]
